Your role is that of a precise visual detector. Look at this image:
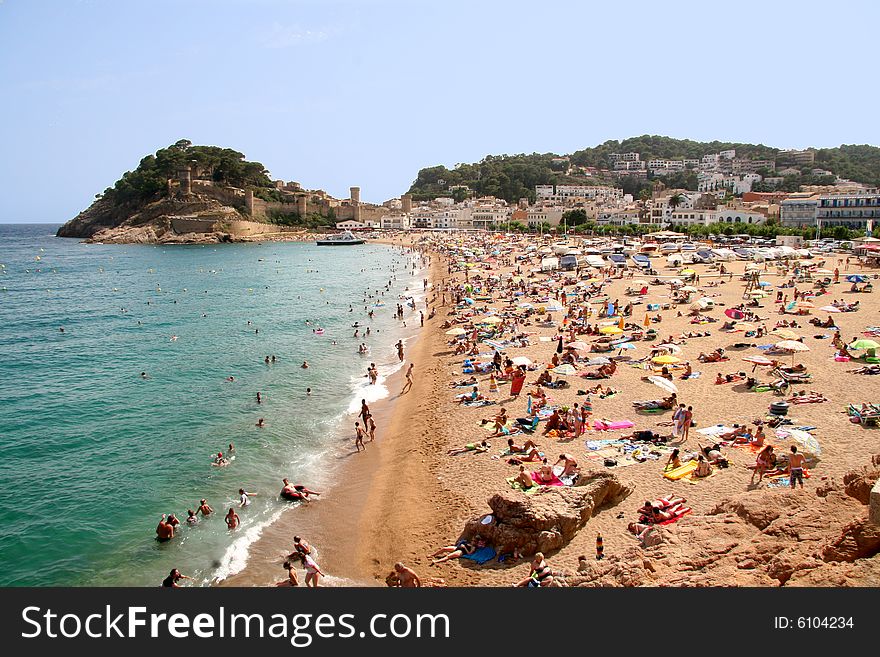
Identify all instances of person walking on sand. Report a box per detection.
[299,552,325,587]
[360,399,370,424]
[682,405,694,441]
[368,414,377,442]
[396,340,405,362]
[789,446,806,489]
[355,422,366,451]
[402,363,414,394]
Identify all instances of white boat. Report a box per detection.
[639,243,659,257]
[660,242,681,254]
[316,230,365,246]
[680,242,698,252]
[710,248,736,262]
[552,243,571,256]
[584,255,605,268]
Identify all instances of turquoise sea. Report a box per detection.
[0,224,425,586]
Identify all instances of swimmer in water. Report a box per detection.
[256,418,265,428]
[196,499,213,516]
[211,452,229,467]
[225,508,240,530]
[301,361,309,369]
[140,372,148,379]
[306,388,312,396]
[226,376,235,382]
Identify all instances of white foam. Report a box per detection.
[210,507,286,583]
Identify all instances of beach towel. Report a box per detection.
[531,471,564,486]
[463,400,496,407]
[461,547,497,564]
[697,425,737,437]
[681,371,702,379]
[593,420,635,431]
[685,469,718,483]
[663,460,698,481]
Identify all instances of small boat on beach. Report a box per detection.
[316,230,366,246]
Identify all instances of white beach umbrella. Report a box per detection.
[550,364,578,376]
[647,375,678,395]
[511,356,532,367]
[445,328,466,336]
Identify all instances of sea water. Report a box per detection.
[0,224,426,586]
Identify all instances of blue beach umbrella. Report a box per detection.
[847,275,866,283]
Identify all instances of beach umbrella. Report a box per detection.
[775,340,809,364]
[771,329,800,341]
[847,275,866,283]
[725,308,746,320]
[815,268,833,275]
[732,322,757,332]
[599,325,623,335]
[551,364,578,376]
[647,375,678,394]
[511,356,533,366]
[680,268,696,276]
[652,354,680,365]
[654,343,682,354]
[567,341,589,350]
[445,328,466,336]
[743,355,773,366]
[786,429,821,458]
[617,343,636,353]
[680,285,699,293]
[848,339,880,350]
[479,315,503,324]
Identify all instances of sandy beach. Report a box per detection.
[230,234,880,587]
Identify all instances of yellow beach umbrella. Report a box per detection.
[479,315,503,324]
[652,355,680,365]
[680,268,696,276]
[771,329,800,341]
[599,326,623,335]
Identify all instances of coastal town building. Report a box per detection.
[780,193,821,228]
[815,189,880,230]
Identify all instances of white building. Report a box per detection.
[335,220,379,230]
[380,214,412,230]
[667,208,766,226]
[526,207,565,228]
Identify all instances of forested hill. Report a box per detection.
[406,135,880,203]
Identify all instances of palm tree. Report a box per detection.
[668,193,685,211]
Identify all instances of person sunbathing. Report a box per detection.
[455,386,486,404]
[447,440,490,456]
[699,349,727,363]
[637,495,686,517]
[507,438,540,459]
[430,536,487,564]
[664,449,682,471]
[534,461,557,484]
[640,502,689,524]
[541,410,564,435]
[515,553,554,587]
[513,465,537,489]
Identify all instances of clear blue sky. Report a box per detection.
[1,0,878,222]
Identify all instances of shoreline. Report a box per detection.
[221,238,441,586]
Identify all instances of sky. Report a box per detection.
[1,0,879,222]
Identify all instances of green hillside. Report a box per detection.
[407,135,880,203]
